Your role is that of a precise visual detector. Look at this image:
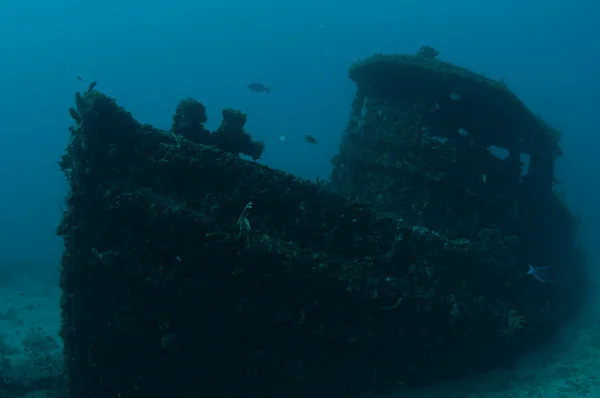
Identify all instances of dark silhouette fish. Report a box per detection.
[87,81,97,92]
[304,135,317,144]
[248,83,270,94]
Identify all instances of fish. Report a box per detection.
[304,135,317,144]
[279,135,287,142]
[76,76,85,82]
[248,83,270,94]
[87,81,97,92]
[527,265,555,284]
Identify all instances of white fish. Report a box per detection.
[279,135,287,142]
[527,265,555,284]
[449,92,461,101]
[458,128,469,137]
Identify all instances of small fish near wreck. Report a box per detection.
[304,135,317,144]
[87,81,97,93]
[527,265,556,284]
[248,83,270,94]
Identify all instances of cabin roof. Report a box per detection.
[349,53,561,156]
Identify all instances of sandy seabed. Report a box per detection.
[1,284,598,398]
[383,304,600,398]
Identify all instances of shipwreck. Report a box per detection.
[57,48,588,398]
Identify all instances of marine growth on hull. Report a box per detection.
[332,47,569,268]
[56,47,587,398]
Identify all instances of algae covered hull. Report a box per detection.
[58,62,585,397]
